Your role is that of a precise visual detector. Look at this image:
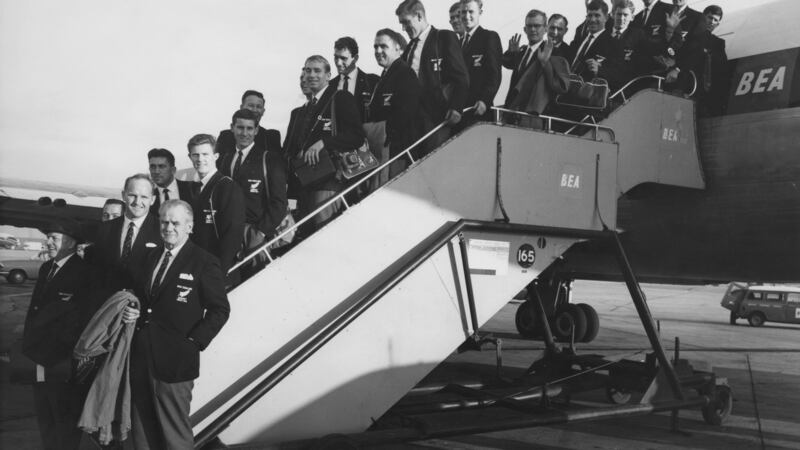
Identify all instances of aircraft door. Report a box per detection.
[785,293,800,324]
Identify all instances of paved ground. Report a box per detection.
[2,280,799,449]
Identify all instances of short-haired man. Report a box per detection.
[285,55,365,231]
[459,0,502,122]
[187,134,245,279]
[449,2,465,39]
[218,109,288,271]
[101,199,125,222]
[663,0,712,93]
[368,28,422,186]
[147,148,196,215]
[122,200,229,449]
[87,174,161,290]
[502,10,548,107]
[693,5,727,115]
[332,37,380,123]
[215,90,283,167]
[397,0,470,156]
[548,14,574,60]
[575,0,613,41]
[23,220,95,450]
[569,0,625,91]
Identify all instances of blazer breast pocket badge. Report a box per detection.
[58,292,73,302]
[651,25,661,36]
[624,48,634,62]
[382,93,393,106]
[176,285,192,303]
[247,179,262,194]
[471,54,483,68]
[203,209,215,224]
[431,57,443,72]
[321,118,332,131]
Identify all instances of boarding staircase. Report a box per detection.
[189,84,706,447]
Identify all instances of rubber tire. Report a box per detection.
[748,312,765,327]
[606,386,632,404]
[515,301,540,339]
[552,304,588,342]
[577,303,600,343]
[6,270,26,284]
[729,310,737,325]
[702,384,733,426]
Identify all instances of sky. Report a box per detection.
[0,0,769,191]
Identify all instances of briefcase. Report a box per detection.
[293,149,337,187]
[336,140,379,180]
[555,75,609,110]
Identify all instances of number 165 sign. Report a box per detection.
[517,244,536,268]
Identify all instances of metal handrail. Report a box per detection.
[609,75,665,102]
[228,107,475,273]
[491,107,616,142]
[195,220,609,448]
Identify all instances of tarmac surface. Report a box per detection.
[1,279,799,449]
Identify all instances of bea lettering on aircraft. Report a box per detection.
[727,48,798,114]
[558,164,584,199]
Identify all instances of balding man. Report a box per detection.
[123,200,229,449]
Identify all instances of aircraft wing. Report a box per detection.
[0,177,117,233]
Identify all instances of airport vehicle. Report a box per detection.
[0,0,797,447]
[722,282,800,327]
[0,253,45,284]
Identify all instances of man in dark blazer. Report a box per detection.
[123,200,229,449]
[569,0,625,92]
[331,36,380,123]
[696,5,728,115]
[285,55,365,232]
[186,133,245,279]
[458,0,501,124]
[633,0,673,39]
[502,9,547,108]
[87,174,161,291]
[548,14,575,61]
[218,109,287,271]
[368,28,422,183]
[611,0,678,85]
[215,90,283,167]
[396,0,469,156]
[23,221,95,450]
[147,148,195,215]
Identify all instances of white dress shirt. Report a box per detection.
[410,24,433,76]
[120,214,148,255]
[337,67,359,96]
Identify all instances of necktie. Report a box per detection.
[518,46,533,71]
[462,32,470,48]
[342,74,350,92]
[613,29,621,39]
[643,7,652,26]
[121,222,134,261]
[150,250,172,296]
[232,150,243,178]
[163,188,170,201]
[46,262,58,282]
[405,38,419,63]
[572,34,595,71]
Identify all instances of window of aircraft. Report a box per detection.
[786,293,800,305]
[764,292,782,302]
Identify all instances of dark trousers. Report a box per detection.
[130,333,194,450]
[33,382,86,450]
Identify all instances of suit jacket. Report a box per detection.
[502,43,538,107]
[150,179,196,216]
[461,26,502,110]
[367,59,422,156]
[88,214,161,291]
[215,127,283,171]
[22,255,96,375]
[219,145,287,237]
[569,29,626,91]
[551,42,574,62]
[614,26,672,81]
[633,1,673,39]
[190,171,245,273]
[332,68,380,123]
[285,86,365,190]
[508,55,571,115]
[402,26,470,126]
[674,6,707,47]
[135,242,229,383]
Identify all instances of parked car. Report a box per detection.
[721,282,800,327]
[0,252,47,284]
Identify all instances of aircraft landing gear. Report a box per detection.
[514,280,600,343]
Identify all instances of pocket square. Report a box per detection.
[145,242,157,248]
[179,273,194,281]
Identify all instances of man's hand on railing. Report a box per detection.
[445,109,462,126]
[473,101,487,116]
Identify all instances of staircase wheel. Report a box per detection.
[515,301,540,339]
[606,386,632,404]
[576,303,600,343]
[552,304,588,342]
[702,384,733,426]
